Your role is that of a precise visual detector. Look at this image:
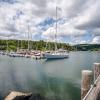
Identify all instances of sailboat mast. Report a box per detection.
[6,39,8,52]
[17,40,19,51]
[28,24,30,51]
[55,6,58,51]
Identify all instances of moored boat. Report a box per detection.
[44,7,69,59]
[44,49,69,59]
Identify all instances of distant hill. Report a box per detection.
[73,44,100,51]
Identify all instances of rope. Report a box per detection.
[83,74,100,100]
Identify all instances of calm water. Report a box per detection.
[0,51,100,100]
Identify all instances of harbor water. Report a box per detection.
[0,51,100,100]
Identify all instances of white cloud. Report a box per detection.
[92,28,100,36]
[75,0,100,30]
[42,19,86,41]
[91,36,100,44]
[0,0,100,44]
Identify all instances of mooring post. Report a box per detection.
[93,63,100,81]
[81,70,93,100]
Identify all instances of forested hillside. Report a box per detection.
[0,40,74,51]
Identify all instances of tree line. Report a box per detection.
[74,44,100,51]
[0,40,75,51]
[0,40,99,51]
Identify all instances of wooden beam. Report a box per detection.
[81,70,93,100]
[94,63,100,81]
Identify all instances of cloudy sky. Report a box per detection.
[0,0,100,44]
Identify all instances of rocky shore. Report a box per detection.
[4,91,45,100]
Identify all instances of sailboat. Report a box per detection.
[44,7,69,59]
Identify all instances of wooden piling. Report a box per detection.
[81,70,93,100]
[93,63,100,81]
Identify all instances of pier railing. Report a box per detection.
[81,63,100,100]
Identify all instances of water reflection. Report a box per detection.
[0,52,100,100]
[45,58,67,62]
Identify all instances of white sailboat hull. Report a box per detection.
[44,53,69,59]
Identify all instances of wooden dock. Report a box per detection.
[81,63,100,100]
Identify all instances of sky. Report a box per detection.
[0,0,100,44]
